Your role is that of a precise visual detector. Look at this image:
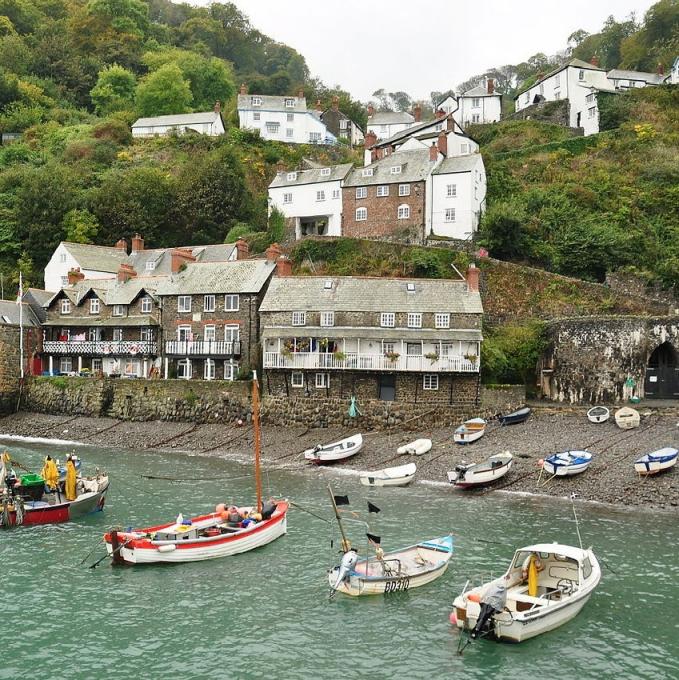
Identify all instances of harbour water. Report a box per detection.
[2,439,678,680]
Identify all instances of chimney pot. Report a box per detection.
[115,238,127,252]
[435,108,446,119]
[297,88,304,99]
[214,100,221,113]
[265,243,283,263]
[413,104,422,122]
[487,78,495,94]
[67,268,85,286]
[235,238,249,260]
[275,256,292,277]
[364,130,377,149]
[429,142,439,161]
[117,263,137,283]
[131,233,144,253]
[367,104,375,117]
[240,83,247,95]
[466,263,480,292]
[590,55,599,67]
[170,248,196,273]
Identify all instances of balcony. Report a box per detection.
[43,340,158,356]
[165,340,241,357]
[263,351,479,373]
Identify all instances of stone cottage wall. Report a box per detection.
[0,326,21,414]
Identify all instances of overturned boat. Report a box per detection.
[359,463,416,487]
[447,452,513,488]
[396,438,432,456]
[615,407,640,430]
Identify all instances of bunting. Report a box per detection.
[333,494,350,506]
[367,501,381,514]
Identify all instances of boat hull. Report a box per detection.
[587,407,609,424]
[397,439,432,456]
[448,456,513,488]
[304,435,363,464]
[634,458,677,475]
[615,408,640,429]
[543,461,591,476]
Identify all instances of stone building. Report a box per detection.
[260,266,483,405]
[320,96,364,146]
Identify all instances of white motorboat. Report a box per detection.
[452,542,601,643]
[447,452,513,488]
[634,447,678,475]
[359,463,416,487]
[396,438,432,456]
[615,407,640,429]
[304,433,363,464]
[542,451,593,476]
[453,418,486,444]
[587,406,609,424]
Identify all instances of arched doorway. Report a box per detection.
[644,342,679,398]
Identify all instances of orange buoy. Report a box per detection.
[537,458,544,467]
[467,592,481,603]
[215,503,226,514]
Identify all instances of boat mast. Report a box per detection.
[327,483,351,552]
[252,370,263,514]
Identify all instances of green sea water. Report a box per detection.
[1,438,678,680]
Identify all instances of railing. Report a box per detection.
[43,340,157,356]
[263,352,478,373]
[165,340,241,356]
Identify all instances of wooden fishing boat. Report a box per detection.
[542,451,593,477]
[452,542,601,643]
[634,447,678,476]
[104,372,288,565]
[498,406,531,426]
[329,535,454,597]
[454,418,486,445]
[587,406,609,424]
[615,407,640,430]
[304,433,363,464]
[447,452,513,488]
[359,463,416,487]
[396,438,432,456]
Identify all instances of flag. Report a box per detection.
[333,494,350,506]
[367,533,381,546]
[367,501,381,514]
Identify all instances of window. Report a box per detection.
[441,342,455,357]
[283,192,293,204]
[554,92,561,100]
[253,112,260,121]
[113,328,123,341]
[406,282,415,292]
[320,311,334,327]
[382,341,395,355]
[380,312,395,328]
[266,122,280,133]
[89,298,100,314]
[204,294,215,312]
[59,252,67,263]
[113,304,125,317]
[435,123,443,131]
[361,168,373,177]
[92,358,102,373]
[446,183,457,197]
[292,311,306,326]
[472,97,480,108]
[177,359,192,379]
[316,190,326,201]
[177,325,192,341]
[225,324,240,342]
[423,374,439,390]
[140,328,153,342]
[178,296,191,313]
[460,143,470,155]
[309,132,321,142]
[88,328,99,341]
[377,185,389,197]
[399,184,410,196]
[524,93,529,103]
[251,96,262,106]
[579,70,585,81]
[224,361,236,381]
[61,299,71,314]
[291,372,304,388]
[332,189,340,199]
[435,313,450,329]
[390,165,402,175]
[397,204,410,219]
[339,120,348,129]
[407,313,422,328]
[61,276,68,288]
[321,168,331,176]
[204,325,216,341]
[445,208,456,222]
[472,114,480,123]
[355,207,367,221]
[145,261,156,271]
[286,128,294,138]
[225,294,239,311]
[554,74,560,88]
[285,98,294,107]
[315,372,330,389]
[324,280,333,289]
[141,297,152,313]
[586,93,595,103]
[59,357,72,374]
[204,359,216,380]
[588,106,596,119]
[356,187,367,199]
[287,172,297,181]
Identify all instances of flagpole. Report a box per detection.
[252,370,263,514]
[18,271,24,379]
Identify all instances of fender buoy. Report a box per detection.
[449,612,458,626]
[215,503,226,514]
[467,592,481,603]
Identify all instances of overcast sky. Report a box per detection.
[195,0,656,101]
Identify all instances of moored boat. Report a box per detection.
[447,452,513,488]
[359,463,416,487]
[498,406,531,426]
[396,438,432,456]
[587,406,609,424]
[304,433,363,464]
[542,450,593,477]
[454,418,486,445]
[634,447,678,476]
[615,407,640,430]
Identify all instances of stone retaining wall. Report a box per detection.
[0,326,21,415]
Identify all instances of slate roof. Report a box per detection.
[132,111,221,128]
[343,149,437,187]
[433,155,483,175]
[46,277,163,308]
[606,69,665,85]
[368,111,414,125]
[156,260,275,295]
[63,243,128,273]
[373,118,448,149]
[0,300,40,326]
[269,164,353,188]
[237,94,309,113]
[460,84,500,97]
[260,276,483,315]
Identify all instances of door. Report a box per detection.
[378,374,396,401]
[644,343,679,398]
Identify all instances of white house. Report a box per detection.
[131,107,225,138]
[237,86,336,145]
[454,79,502,127]
[268,164,352,239]
[667,57,679,84]
[366,106,415,141]
[430,155,486,240]
[606,68,665,89]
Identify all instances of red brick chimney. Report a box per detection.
[275,256,292,277]
[214,100,221,112]
[429,142,439,161]
[364,130,377,149]
[446,116,455,131]
[240,83,247,95]
[487,78,495,94]
[332,95,339,112]
[297,88,304,99]
[435,108,446,119]
[466,263,480,293]
[590,55,600,67]
[170,248,196,273]
[130,233,144,253]
[67,268,85,285]
[117,263,137,283]
[367,104,375,117]
[315,99,323,112]
[413,104,422,122]
[115,238,127,252]
[437,130,448,157]
[657,62,664,76]
[235,238,249,260]
[265,243,283,262]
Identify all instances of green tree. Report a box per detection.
[90,63,136,115]
[86,0,149,36]
[135,63,192,116]
[62,208,99,243]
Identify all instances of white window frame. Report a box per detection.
[285,98,294,107]
[225,294,239,311]
[292,311,306,326]
[59,252,67,263]
[588,106,596,119]
[446,183,457,197]
[398,184,410,196]
[286,112,294,122]
[89,298,100,314]
[141,297,152,313]
[283,193,292,204]
[113,305,125,317]
[554,74,560,88]
[224,361,236,381]
[472,114,480,123]
[178,296,191,313]
[309,132,321,143]
[407,313,422,328]
[315,372,330,389]
[355,187,367,199]
[61,299,71,314]
[287,172,297,181]
[92,358,102,373]
[59,357,72,374]
[251,96,262,106]
[286,128,294,138]
[203,294,216,312]
[253,112,260,121]
[291,372,304,388]
[472,97,480,108]
[423,374,439,390]
[204,324,216,341]
[376,185,389,197]
[321,168,331,176]
[265,122,280,134]
[113,328,123,341]
[445,208,456,222]
[380,312,395,328]
[382,341,396,355]
[204,358,216,380]
[397,204,410,219]
[60,276,68,288]
[224,324,240,342]
[316,190,326,202]
[145,261,156,271]
[361,168,373,177]
[355,207,367,221]
[320,311,334,327]
[177,358,192,379]
[460,143,470,155]
[332,189,340,199]
[579,70,585,81]
[435,313,450,329]
[140,327,153,342]
[177,325,192,341]
[390,165,402,175]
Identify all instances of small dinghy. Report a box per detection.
[360,463,416,487]
[542,451,593,476]
[396,438,432,456]
[447,452,513,488]
[587,406,609,424]
[634,447,678,476]
[498,406,531,426]
[615,407,640,430]
[454,418,486,445]
[304,433,363,464]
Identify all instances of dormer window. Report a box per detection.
[61,299,71,315]
[285,98,294,107]
[89,298,100,314]
[390,166,402,175]
[320,168,331,176]
[287,172,297,181]
[145,261,156,271]
[251,96,262,106]
[406,282,415,292]
[362,168,374,177]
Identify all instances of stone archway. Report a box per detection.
[644,342,679,398]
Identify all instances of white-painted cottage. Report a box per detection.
[131,107,225,138]
[606,68,665,89]
[237,85,336,145]
[366,106,415,141]
[667,57,679,84]
[454,79,502,127]
[268,164,352,239]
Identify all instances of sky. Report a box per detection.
[190,0,657,101]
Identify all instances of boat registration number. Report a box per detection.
[384,577,410,593]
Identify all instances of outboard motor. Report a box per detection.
[471,581,507,640]
[331,549,359,591]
